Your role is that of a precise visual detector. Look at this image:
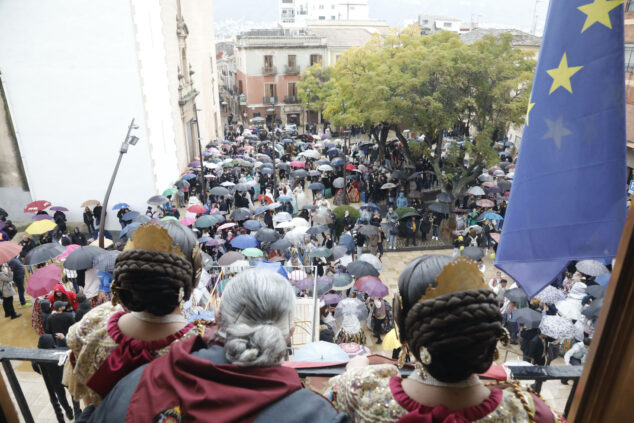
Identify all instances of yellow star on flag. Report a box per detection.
[547,53,583,95]
[525,102,535,126]
[577,0,623,33]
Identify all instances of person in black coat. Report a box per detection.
[93,204,103,227]
[70,227,87,246]
[264,210,274,229]
[83,207,95,233]
[46,301,75,347]
[74,293,92,323]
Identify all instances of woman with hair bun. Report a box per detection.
[331,255,561,423]
[64,221,204,405]
[83,269,350,423]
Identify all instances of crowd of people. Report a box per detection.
[0,123,604,422]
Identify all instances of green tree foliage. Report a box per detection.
[297,27,535,195]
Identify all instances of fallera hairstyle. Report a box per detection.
[395,255,505,383]
[218,268,295,367]
[112,221,201,316]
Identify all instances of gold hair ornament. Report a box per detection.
[124,222,185,257]
[418,256,487,303]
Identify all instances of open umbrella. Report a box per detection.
[586,285,607,299]
[504,288,528,303]
[25,220,56,235]
[50,206,68,212]
[24,243,65,265]
[218,222,237,231]
[210,186,230,197]
[26,264,61,298]
[381,183,397,190]
[461,246,484,261]
[310,277,334,297]
[306,225,328,235]
[466,186,485,196]
[230,234,258,249]
[358,254,382,271]
[332,273,354,290]
[81,200,100,208]
[317,164,334,172]
[539,315,575,340]
[428,202,451,215]
[497,180,512,191]
[347,260,379,278]
[64,246,104,270]
[321,292,342,306]
[310,247,332,258]
[273,212,292,223]
[333,178,345,188]
[270,238,291,251]
[24,200,51,213]
[582,298,603,319]
[290,161,305,168]
[534,286,566,304]
[112,203,130,210]
[228,260,250,273]
[353,275,381,290]
[255,228,280,243]
[180,217,196,226]
[55,244,81,260]
[147,195,169,205]
[476,199,495,208]
[231,208,253,221]
[163,188,178,197]
[399,212,421,221]
[360,278,388,298]
[478,212,503,221]
[32,214,53,221]
[0,242,22,264]
[243,220,262,231]
[92,250,121,272]
[187,205,207,214]
[332,246,348,260]
[382,328,402,351]
[338,234,355,254]
[122,211,140,221]
[334,298,369,321]
[514,308,542,329]
[359,225,379,237]
[242,247,264,258]
[217,251,245,266]
[195,215,217,228]
[594,273,611,287]
[576,260,609,277]
[294,277,314,291]
[436,192,454,203]
[292,341,349,363]
[308,182,325,191]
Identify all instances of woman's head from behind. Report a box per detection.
[219,268,295,367]
[395,255,504,383]
[112,221,202,316]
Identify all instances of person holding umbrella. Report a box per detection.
[93,204,103,227]
[1,263,21,319]
[385,207,399,250]
[405,216,417,247]
[83,207,95,234]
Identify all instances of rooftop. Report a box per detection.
[236,28,327,48]
[460,28,542,48]
[419,14,462,22]
[308,27,375,48]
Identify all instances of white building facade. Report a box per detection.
[0,0,221,228]
[279,0,369,28]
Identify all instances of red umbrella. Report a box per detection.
[345,164,356,171]
[290,161,305,168]
[187,205,207,214]
[27,264,61,298]
[504,192,510,198]
[24,200,51,213]
[0,242,22,264]
[257,194,272,204]
[476,199,495,208]
[354,275,381,290]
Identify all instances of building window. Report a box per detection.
[288,82,297,96]
[264,55,273,68]
[238,80,243,94]
[319,4,324,9]
[331,4,335,8]
[281,8,294,18]
[628,0,634,12]
[282,0,293,3]
[626,44,634,72]
[423,19,428,24]
[443,22,452,28]
[310,54,323,66]
[265,83,276,98]
[318,16,325,20]
[288,54,296,68]
[331,16,336,19]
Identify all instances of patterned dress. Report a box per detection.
[329,364,562,423]
[63,302,199,405]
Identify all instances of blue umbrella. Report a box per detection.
[277,196,293,202]
[595,273,610,286]
[323,142,335,148]
[331,158,344,166]
[181,174,197,180]
[119,222,141,238]
[254,205,269,215]
[122,211,140,221]
[243,219,262,231]
[309,182,325,190]
[198,236,213,244]
[338,234,354,254]
[477,212,504,221]
[112,203,130,210]
[283,138,294,143]
[327,148,339,155]
[255,261,289,279]
[230,234,258,249]
[260,167,274,175]
[360,203,380,212]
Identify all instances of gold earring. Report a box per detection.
[419,346,432,365]
[178,287,185,313]
[397,345,408,368]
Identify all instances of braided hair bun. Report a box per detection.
[396,255,504,383]
[112,221,200,316]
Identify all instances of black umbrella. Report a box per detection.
[306,225,328,235]
[270,238,292,251]
[359,225,379,236]
[582,298,603,319]
[255,228,280,243]
[333,245,348,260]
[347,260,379,278]
[64,246,104,270]
[24,243,66,265]
[231,208,252,221]
[427,202,451,214]
[308,182,325,191]
[210,186,230,196]
[391,170,409,179]
[175,180,189,188]
[586,285,607,299]
[292,169,307,178]
[92,250,121,272]
[460,246,484,261]
[498,180,512,192]
[399,212,421,220]
[514,308,542,329]
[436,192,454,203]
[504,288,528,303]
[302,204,319,210]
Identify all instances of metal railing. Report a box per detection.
[263,96,278,105]
[262,65,277,75]
[284,95,299,104]
[0,344,582,423]
[284,65,300,75]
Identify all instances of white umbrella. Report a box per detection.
[228,259,250,273]
[467,186,486,196]
[301,150,321,159]
[334,298,369,321]
[290,269,308,281]
[555,300,583,321]
[273,212,292,223]
[276,220,295,229]
[291,217,310,228]
[381,183,397,190]
[359,254,382,271]
[539,315,575,340]
[493,169,505,177]
[575,260,609,277]
[292,341,349,363]
[534,286,566,304]
[220,181,235,187]
[317,164,334,172]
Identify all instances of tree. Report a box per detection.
[297,65,334,120]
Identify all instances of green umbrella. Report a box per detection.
[242,247,264,257]
[160,216,178,221]
[162,187,178,197]
[310,247,332,258]
[195,215,218,228]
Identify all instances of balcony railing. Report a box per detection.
[284,65,300,75]
[262,65,277,75]
[284,95,300,104]
[263,96,278,105]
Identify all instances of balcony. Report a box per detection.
[262,65,277,75]
[284,65,300,75]
[284,95,300,104]
[263,96,278,105]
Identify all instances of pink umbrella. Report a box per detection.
[218,222,237,230]
[476,199,495,208]
[481,181,497,188]
[56,244,81,259]
[360,279,389,298]
[187,205,207,214]
[290,161,305,168]
[27,264,61,298]
[180,217,196,226]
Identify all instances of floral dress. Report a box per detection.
[329,364,562,423]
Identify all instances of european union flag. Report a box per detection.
[495,0,627,297]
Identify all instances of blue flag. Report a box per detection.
[495,0,627,297]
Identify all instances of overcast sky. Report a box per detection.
[213,0,550,34]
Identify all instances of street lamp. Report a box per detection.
[304,88,311,135]
[193,106,207,203]
[98,118,139,248]
[341,101,350,204]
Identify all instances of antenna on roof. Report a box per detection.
[531,0,544,35]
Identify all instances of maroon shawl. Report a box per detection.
[126,335,303,423]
